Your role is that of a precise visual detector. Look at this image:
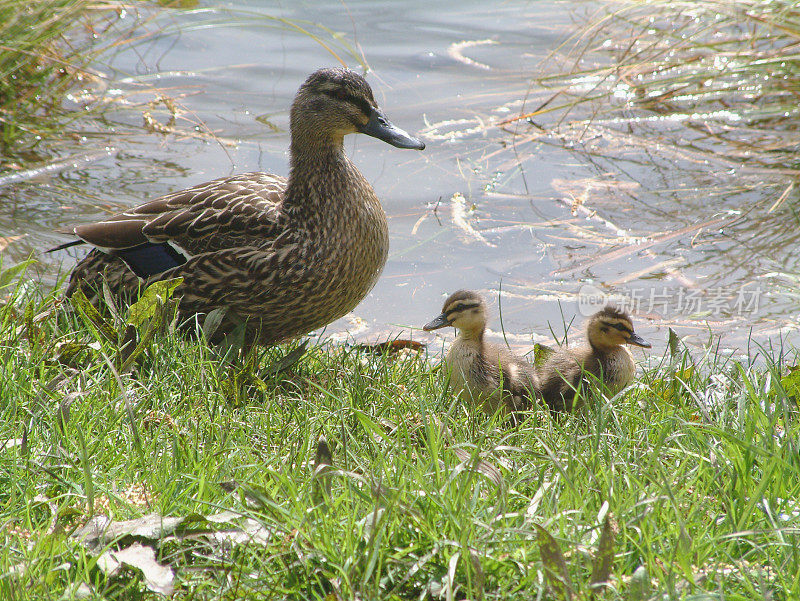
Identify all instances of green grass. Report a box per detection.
[1,270,799,600]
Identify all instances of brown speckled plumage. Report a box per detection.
[424,290,539,419]
[62,68,424,345]
[538,306,651,412]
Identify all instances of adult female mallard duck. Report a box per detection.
[54,68,424,346]
[423,290,539,419]
[538,306,650,412]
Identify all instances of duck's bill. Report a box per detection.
[627,332,652,348]
[360,108,425,150]
[423,313,451,331]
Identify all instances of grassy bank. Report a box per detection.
[1,272,799,599]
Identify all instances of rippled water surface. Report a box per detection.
[3,0,798,355]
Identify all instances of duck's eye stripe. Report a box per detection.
[322,89,372,115]
[446,302,480,316]
[601,321,633,334]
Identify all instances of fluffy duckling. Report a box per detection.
[423,290,538,418]
[538,306,650,412]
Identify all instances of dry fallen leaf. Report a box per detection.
[353,339,426,356]
[102,542,175,596]
[74,513,184,551]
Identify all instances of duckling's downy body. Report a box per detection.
[56,68,424,345]
[424,290,538,417]
[538,306,650,412]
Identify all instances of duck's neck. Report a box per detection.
[588,340,612,358]
[289,128,344,164]
[457,326,485,345]
[588,341,628,368]
[284,132,351,210]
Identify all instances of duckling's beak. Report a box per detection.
[627,332,651,348]
[359,108,425,150]
[423,312,451,331]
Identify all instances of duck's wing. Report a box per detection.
[76,172,286,251]
[72,172,287,279]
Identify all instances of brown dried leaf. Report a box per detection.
[353,339,426,356]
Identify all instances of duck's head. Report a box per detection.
[291,67,424,150]
[586,306,651,350]
[423,290,488,338]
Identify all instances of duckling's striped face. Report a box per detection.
[294,68,424,150]
[587,307,651,349]
[423,290,487,334]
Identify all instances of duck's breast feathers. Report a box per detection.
[74,172,287,254]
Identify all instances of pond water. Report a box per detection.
[2,0,798,356]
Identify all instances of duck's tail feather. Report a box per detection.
[46,239,85,253]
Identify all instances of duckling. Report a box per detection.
[51,68,425,346]
[538,306,650,412]
[423,290,538,418]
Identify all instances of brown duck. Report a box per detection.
[53,68,424,345]
[538,306,651,412]
[423,290,539,418]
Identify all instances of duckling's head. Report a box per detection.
[423,290,488,338]
[586,306,651,350]
[291,68,424,150]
